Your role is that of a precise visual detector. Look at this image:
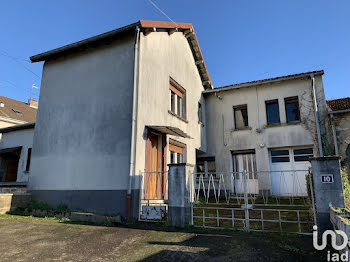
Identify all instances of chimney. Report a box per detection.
[28,97,38,109]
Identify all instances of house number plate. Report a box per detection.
[321,174,334,183]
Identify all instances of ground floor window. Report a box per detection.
[232,151,257,179]
[196,157,216,177]
[169,139,186,164]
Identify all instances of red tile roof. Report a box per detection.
[327,97,350,111]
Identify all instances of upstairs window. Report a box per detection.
[265,99,280,125]
[169,139,186,164]
[233,105,248,129]
[198,102,203,123]
[285,97,300,123]
[169,78,186,119]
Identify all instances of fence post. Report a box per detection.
[310,156,345,233]
[243,170,250,231]
[168,163,192,227]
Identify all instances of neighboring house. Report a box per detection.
[203,70,332,195]
[327,97,350,166]
[0,123,35,184]
[29,20,211,218]
[0,96,38,128]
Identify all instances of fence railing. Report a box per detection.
[193,170,312,206]
[192,170,316,234]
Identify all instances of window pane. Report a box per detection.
[177,153,183,163]
[197,162,205,173]
[271,156,290,163]
[285,98,300,122]
[207,161,216,172]
[294,156,311,162]
[266,102,280,124]
[198,103,202,123]
[234,107,248,128]
[170,91,175,113]
[271,150,289,156]
[177,96,182,117]
[170,151,175,164]
[294,148,313,155]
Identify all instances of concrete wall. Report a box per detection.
[204,75,328,190]
[332,112,350,165]
[133,31,206,185]
[0,128,34,182]
[28,33,136,215]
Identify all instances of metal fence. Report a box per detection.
[139,171,168,221]
[192,170,316,235]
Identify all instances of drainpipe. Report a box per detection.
[330,114,339,156]
[311,74,324,157]
[126,26,140,222]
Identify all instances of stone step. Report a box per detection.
[0,193,31,214]
[0,187,27,194]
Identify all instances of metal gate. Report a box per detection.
[192,170,316,235]
[138,171,168,221]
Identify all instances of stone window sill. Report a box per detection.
[168,110,188,123]
[264,121,301,129]
[231,127,252,132]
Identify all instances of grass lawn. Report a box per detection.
[0,214,328,261]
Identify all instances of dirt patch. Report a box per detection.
[0,215,327,261]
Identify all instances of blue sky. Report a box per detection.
[0,0,349,103]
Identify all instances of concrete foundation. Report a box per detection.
[30,189,139,219]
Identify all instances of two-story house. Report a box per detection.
[29,20,211,219]
[203,71,332,196]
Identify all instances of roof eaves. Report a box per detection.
[30,22,139,62]
[203,70,324,94]
[0,122,35,134]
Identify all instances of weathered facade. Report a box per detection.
[327,97,350,166]
[29,20,210,218]
[203,71,331,193]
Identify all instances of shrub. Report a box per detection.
[341,169,350,209]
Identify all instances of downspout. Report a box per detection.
[330,113,340,156]
[311,74,324,157]
[126,26,140,222]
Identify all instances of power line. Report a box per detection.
[147,0,178,27]
[0,51,41,79]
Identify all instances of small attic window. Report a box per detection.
[0,102,4,107]
[12,109,22,115]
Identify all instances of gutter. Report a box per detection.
[126,26,141,223]
[0,116,27,125]
[329,109,350,115]
[311,74,324,157]
[330,114,339,156]
[203,70,324,94]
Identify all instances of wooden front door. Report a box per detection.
[5,158,19,182]
[145,132,166,199]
